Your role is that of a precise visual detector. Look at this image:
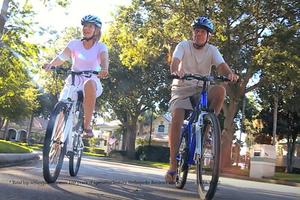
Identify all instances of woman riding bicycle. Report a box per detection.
[165,16,238,184]
[44,15,109,137]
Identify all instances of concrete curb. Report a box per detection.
[220,173,300,187]
[0,152,40,167]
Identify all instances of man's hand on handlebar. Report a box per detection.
[227,72,239,82]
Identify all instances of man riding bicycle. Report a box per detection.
[165,16,238,184]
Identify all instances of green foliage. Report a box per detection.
[0,0,39,121]
[253,4,300,146]
[83,146,105,155]
[136,138,148,146]
[135,145,170,163]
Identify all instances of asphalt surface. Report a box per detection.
[1,152,300,187]
[0,154,300,200]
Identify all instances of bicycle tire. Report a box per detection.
[43,102,68,183]
[69,100,84,176]
[197,113,221,200]
[175,127,189,189]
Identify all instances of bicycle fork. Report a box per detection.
[194,111,208,160]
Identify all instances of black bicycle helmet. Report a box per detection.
[81,15,102,28]
[191,16,214,33]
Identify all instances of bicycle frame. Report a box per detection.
[50,72,84,153]
[177,79,211,166]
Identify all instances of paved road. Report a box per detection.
[0,156,299,200]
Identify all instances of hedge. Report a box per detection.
[135,145,170,163]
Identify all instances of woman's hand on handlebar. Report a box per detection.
[98,69,108,79]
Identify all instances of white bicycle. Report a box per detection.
[42,67,98,183]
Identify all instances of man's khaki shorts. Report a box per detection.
[169,85,202,112]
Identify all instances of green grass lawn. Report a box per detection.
[132,160,169,169]
[273,172,300,183]
[0,140,32,153]
[83,152,106,157]
[16,142,43,151]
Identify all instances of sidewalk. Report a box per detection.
[220,172,300,187]
[0,152,40,167]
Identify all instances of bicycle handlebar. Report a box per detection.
[49,66,98,76]
[169,74,231,82]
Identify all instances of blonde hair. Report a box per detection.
[93,27,101,42]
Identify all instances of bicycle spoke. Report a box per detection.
[43,102,67,183]
[197,113,221,200]
[175,129,189,189]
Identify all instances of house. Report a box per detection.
[137,114,171,147]
[275,138,300,169]
[93,119,123,153]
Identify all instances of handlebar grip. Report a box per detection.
[168,74,181,79]
[220,76,231,82]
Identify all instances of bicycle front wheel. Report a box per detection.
[43,102,68,183]
[69,100,84,177]
[197,113,221,200]
[175,127,189,189]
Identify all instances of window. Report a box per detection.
[158,125,165,133]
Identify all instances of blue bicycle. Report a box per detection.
[171,74,230,200]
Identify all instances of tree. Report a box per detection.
[0,0,10,38]
[98,29,171,157]
[259,96,300,173]
[255,19,300,172]
[0,0,39,131]
[110,0,299,169]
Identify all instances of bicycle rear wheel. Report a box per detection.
[197,113,221,200]
[43,102,68,183]
[69,100,84,177]
[175,127,189,189]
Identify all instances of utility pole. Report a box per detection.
[272,95,278,146]
[148,107,153,146]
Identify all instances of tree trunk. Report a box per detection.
[286,134,296,173]
[272,95,278,145]
[124,116,138,159]
[221,129,234,169]
[121,129,126,151]
[3,119,9,140]
[125,123,138,159]
[0,117,4,130]
[0,0,10,38]
[286,135,292,173]
[221,96,239,170]
[27,112,34,143]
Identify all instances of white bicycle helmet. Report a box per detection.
[81,15,102,28]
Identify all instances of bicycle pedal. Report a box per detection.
[66,151,74,157]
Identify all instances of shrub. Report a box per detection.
[83,147,105,154]
[135,145,170,163]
